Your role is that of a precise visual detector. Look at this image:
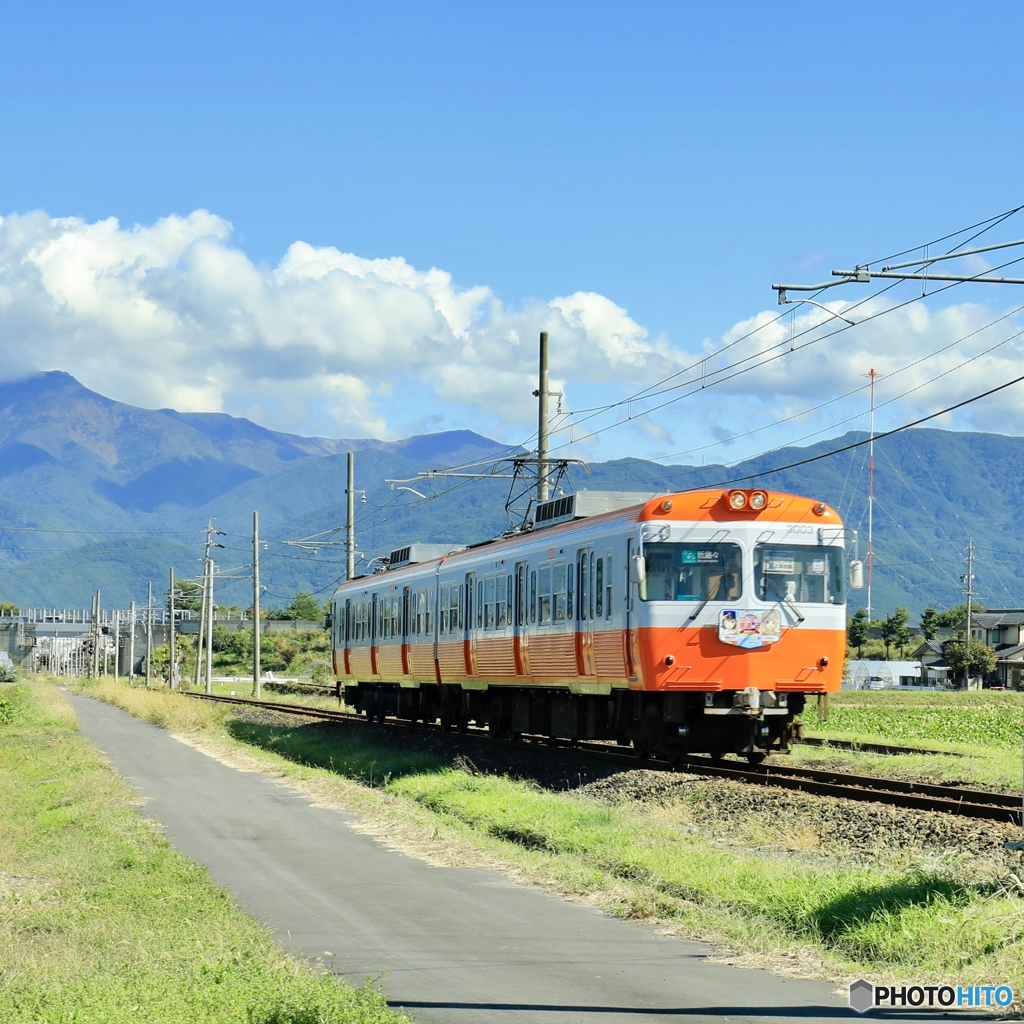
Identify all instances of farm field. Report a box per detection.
[0,681,409,1024]
[788,690,1024,793]
[64,676,1024,1012]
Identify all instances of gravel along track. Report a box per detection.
[578,769,1024,866]
[221,705,1024,868]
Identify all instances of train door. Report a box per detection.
[370,593,379,675]
[401,586,411,675]
[343,598,352,676]
[575,547,595,677]
[463,571,477,677]
[625,539,638,681]
[513,560,530,677]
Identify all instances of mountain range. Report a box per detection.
[1,371,1021,620]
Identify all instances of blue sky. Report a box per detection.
[3,0,1024,468]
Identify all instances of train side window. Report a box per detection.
[553,561,567,621]
[484,575,495,630]
[579,554,588,620]
[589,552,596,618]
[538,564,552,624]
[477,581,484,628]
[453,584,461,631]
[530,570,537,624]
[496,576,507,629]
[566,564,573,618]
[605,554,613,618]
[595,557,604,618]
[440,584,449,634]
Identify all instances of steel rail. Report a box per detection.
[177,691,1022,826]
[797,736,966,757]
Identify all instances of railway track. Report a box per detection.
[796,736,966,757]
[179,690,1023,827]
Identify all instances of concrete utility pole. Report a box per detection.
[91,591,100,678]
[194,563,208,689]
[253,510,262,698]
[346,452,356,581]
[205,556,215,695]
[129,600,136,684]
[169,567,177,690]
[536,331,550,503]
[195,520,224,691]
[862,368,881,622]
[145,581,153,688]
[113,611,120,683]
[963,540,975,690]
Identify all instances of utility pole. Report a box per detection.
[253,510,262,698]
[205,555,215,695]
[91,591,100,678]
[862,368,881,622]
[113,610,120,683]
[145,581,153,688]
[129,600,136,684]
[346,452,356,581]
[962,540,975,690]
[195,566,208,689]
[194,520,224,691]
[169,567,177,690]
[535,330,550,503]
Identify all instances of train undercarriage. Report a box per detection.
[339,681,806,762]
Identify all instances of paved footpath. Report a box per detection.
[69,693,972,1024]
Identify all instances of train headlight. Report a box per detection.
[727,489,748,510]
[749,490,768,510]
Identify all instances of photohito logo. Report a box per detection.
[849,979,1014,1013]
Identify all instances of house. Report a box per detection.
[913,610,1024,690]
[965,610,1024,689]
[911,638,953,687]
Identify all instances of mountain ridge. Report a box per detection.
[0,370,1021,618]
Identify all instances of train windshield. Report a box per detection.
[755,544,844,604]
[641,542,742,602]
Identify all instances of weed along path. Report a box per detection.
[68,693,958,1024]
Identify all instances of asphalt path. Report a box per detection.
[68,693,975,1024]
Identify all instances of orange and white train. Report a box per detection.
[330,487,859,761]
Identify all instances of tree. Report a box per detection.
[944,632,997,687]
[282,590,322,621]
[0,600,20,616]
[933,602,987,630]
[919,606,941,640]
[171,580,204,614]
[880,605,913,659]
[848,608,869,656]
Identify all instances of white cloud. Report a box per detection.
[0,210,689,442]
[1,209,1023,463]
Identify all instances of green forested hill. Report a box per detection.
[0,372,1020,619]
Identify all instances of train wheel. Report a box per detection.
[745,752,767,766]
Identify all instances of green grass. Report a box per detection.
[385,769,1024,980]
[72,678,1024,1004]
[791,690,1024,791]
[0,681,410,1024]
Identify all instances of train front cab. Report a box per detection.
[624,490,854,760]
